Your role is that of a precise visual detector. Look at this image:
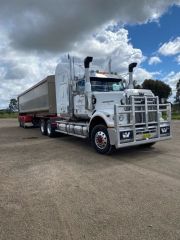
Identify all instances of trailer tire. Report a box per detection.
[47,120,56,138]
[40,119,47,135]
[91,124,113,154]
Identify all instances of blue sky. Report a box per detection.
[126,5,180,79]
[127,6,180,55]
[0,1,180,108]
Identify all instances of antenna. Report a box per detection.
[72,57,75,80]
[108,57,112,73]
[68,54,73,83]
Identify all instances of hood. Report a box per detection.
[93,91,124,111]
[124,89,154,98]
[92,89,154,113]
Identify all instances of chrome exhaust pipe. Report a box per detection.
[128,62,137,89]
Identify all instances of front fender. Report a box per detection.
[90,111,114,128]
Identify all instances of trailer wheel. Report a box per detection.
[91,125,113,154]
[40,120,47,135]
[47,120,56,138]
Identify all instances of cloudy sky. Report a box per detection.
[0,0,180,108]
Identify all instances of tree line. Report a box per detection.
[135,79,172,103]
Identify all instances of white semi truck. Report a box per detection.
[18,56,171,154]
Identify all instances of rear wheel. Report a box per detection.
[47,120,56,137]
[40,119,47,135]
[91,125,113,154]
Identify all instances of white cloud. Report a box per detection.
[158,37,180,56]
[72,27,143,72]
[0,1,179,108]
[163,71,180,90]
[148,56,162,65]
[0,0,179,52]
[0,25,147,108]
[133,68,162,84]
[0,34,58,108]
[162,71,180,102]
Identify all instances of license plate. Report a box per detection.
[143,133,151,139]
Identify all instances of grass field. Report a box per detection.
[172,112,180,120]
[0,112,18,118]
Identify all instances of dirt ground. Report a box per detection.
[0,119,180,240]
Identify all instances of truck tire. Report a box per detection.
[40,119,47,135]
[91,124,113,154]
[47,120,56,138]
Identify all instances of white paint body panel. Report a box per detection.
[55,63,70,117]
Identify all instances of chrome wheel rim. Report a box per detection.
[95,131,107,150]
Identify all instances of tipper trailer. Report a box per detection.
[18,56,171,154]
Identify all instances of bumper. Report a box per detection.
[110,96,172,149]
[108,125,172,149]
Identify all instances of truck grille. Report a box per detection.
[114,95,171,147]
[133,96,158,125]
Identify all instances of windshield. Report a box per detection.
[91,77,125,92]
[76,77,126,92]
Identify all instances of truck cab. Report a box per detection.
[55,56,171,154]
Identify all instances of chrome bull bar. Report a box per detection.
[113,96,171,148]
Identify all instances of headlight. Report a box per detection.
[119,115,124,121]
[120,98,126,105]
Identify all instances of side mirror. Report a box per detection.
[122,79,128,88]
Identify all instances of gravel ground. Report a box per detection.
[0,119,180,240]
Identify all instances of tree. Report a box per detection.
[142,79,172,103]
[8,98,18,112]
[175,79,180,103]
[133,80,142,89]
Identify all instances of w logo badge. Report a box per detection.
[122,132,130,139]
[161,127,167,133]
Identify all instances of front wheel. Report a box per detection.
[91,125,113,154]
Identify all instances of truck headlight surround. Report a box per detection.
[92,95,96,105]
[119,114,124,121]
[120,98,126,105]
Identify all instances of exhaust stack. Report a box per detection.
[128,62,137,89]
[84,56,93,92]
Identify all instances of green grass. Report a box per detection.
[0,112,18,118]
[172,112,180,120]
